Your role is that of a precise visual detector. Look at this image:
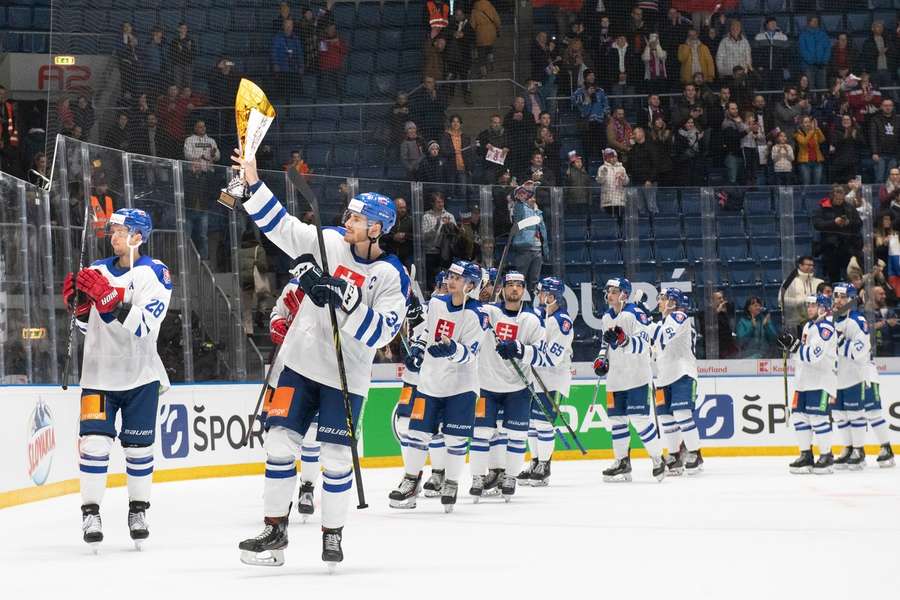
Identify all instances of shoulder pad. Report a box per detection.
[135,256,173,289]
[556,314,573,334]
[376,253,410,299]
[323,225,347,236]
[90,257,117,269]
[289,277,300,285]
[623,304,650,325]
[850,311,869,334]
[672,311,687,324]
[604,307,616,318]
[816,321,834,340]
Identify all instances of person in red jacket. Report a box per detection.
[318,23,348,98]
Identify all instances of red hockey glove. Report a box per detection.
[76,269,124,314]
[271,317,289,345]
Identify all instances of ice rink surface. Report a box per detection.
[2,457,898,600]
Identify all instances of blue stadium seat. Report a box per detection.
[727,263,758,285]
[231,7,254,32]
[358,145,386,166]
[108,9,133,29]
[638,218,653,239]
[821,14,844,32]
[745,190,772,213]
[201,32,224,56]
[567,265,591,286]
[739,0,761,13]
[564,220,586,240]
[683,217,702,238]
[761,260,783,284]
[332,144,358,167]
[160,9,182,31]
[717,216,746,238]
[8,6,31,29]
[874,11,898,29]
[206,11,228,31]
[81,10,109,33]
[592,217,620,241]
[383,3,406,28]
[794,218,812,236]
[656,239,685,262]
[751,237,781,261]
[305,143,332,167]
[634,263,659,282]
[638,243,654,261]
[184,9,205,32]
[131,9,157,31]
[747,216,778,236]
[847,12,872,34]
[872,0,893,8]
[54,8,82,31]
[380,29,402,50]
[686,239,706,262]
[357,4,381,28]
[654,218,681,238]
[565,242,590,265]
[372,74,396,98]
[376,50,400,72]
[315,106,340,120]
[400,49,423,70]
[681,191,701,215]
[349,51,374,73]
[720,238,751,262]
[353,28,379,51]
[33,7,51,30]
[762,0,787,12]
[655,189,679,215]
[402,28,424,50]
[344,74,371,99]
[592,242,621,264]
[742,16,764,34]
[333,4,356,29]
[0,8,6,29]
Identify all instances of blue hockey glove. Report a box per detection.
[602,326,625,348]
[310,277,361,314]
[404,347,424,372]
[495,340,524,360]
[593,356,609,376]
[428,338,458,359]
[293,254,326,305]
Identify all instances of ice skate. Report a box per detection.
[789,450,814,474]
[322,527,343,573]
[833,446,852,470]
[847,447,866,471]
[239,516,288,566]
[389,473,421,509]
[81,503,103,553]
[481,468,504,497]
[602,457,632,482]
[500,475,516,502]
[469,474,484,502]
[422,469,445,498]
[812,452,834,475]
[127,501,150,550]
[684,449,704,474]
[530,460,551,487]
[297,480,315,521]
[664,452,684,476]
[517,458,537,486]
[877,444,895,468]
[441,479,458,513]
[651,455,667,482]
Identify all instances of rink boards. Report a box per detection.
[3,371,899,508]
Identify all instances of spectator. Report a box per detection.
[118,20,136,53]
[208,58,241,121]
[712,290,739,358]
[715,19,752,80]
[659,8,690,86]
[388,92,412,147]
[705,84,731,132]
[673,116,707,186]
[874,214,894,264]
[773,85,804,139]
[870,98,900,183]
[797,16,831,92]
[133,113,176,160]
[741,113,767,186]
[863,259,894,303]
[671,83,708,133]
[636,93,667,130]
[504,96,533,179]
[184,158,211,259]
[721,101,748,184]
[318,23,347,97]
[797,73,815,104]
[426,0,451,40]
[476,113,508,184]
[169,22,196,89]
[880,167,900,210]
[752,17,789,93]
[750,94,772,139]
[272,2,292,33]
[531,31,557,81]
[272,19,302,101]
[677,28,715,86]
[829,114,863,184]
[606,107,633,165]
[455,209,481,263]
[770,130,795,186]
[604,34,640,109]
[858,20,897,90]
[571,70,609,166]
[596,148,629,215]
[411,77,448,144]
[564,151,591,212]
[446,7,476,104]
[89,174,115,239]
[869,285,899,355]
[400,122,425,179]
[422,191,457,282]
[72,94,95,138]
[640,33,668,93]
[693,70,718,106]
[522,149,556,188]
[184,118,220,165]
[534,125,560,180]
[0,85,20,150]
[729,65,754,110]
[794,116,826,185]
[471,0,501,78]
[27,152,47,187]
[830,32,854,81]
[813,184,863,282]
[103,112,130,151]
[145,26,166,98]
[524,71,558,125]
[383,197,413,266]
[417,140,450,195]
[627,127,658,214]
[649,116,674,185]
[779,255,824,334]
[625,6,649,52]
[701,22,722,58]
[298,8,319,73]
[238,229,271,334]
[116,33,142,102]
[283,149,311,179]
[847,72,883,126]
[510,182,549,291]
[439,114,474,198]
[423,36,448,82]
[736,297,778,359]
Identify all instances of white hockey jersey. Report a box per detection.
[533,307,574,397]
[834,310,871,389]
[268,278,302,384]
[479,303,547,393]
[77,255,172,392]
[792,317,838,396]
[243,182,409,396]
[417,295,488,397]
[401,304,428,388]
[600,304,653,392]
[650,310,698,388]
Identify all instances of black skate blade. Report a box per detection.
[877,458,896,468]
[240,549,285,567]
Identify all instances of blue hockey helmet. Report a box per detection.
[661,287,688,308]
[832,282,858,298]
[434,270,448,290]
[347,192,396,234]
[486,267,498,284]
[502,270,526,286]
[108,208,153,241]
[449,260,483,288]
[539,276,564,299]
[807,293,832,311]
[605,277,632,297]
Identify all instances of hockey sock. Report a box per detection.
[847,410,867,448]
[124,445,154,503]
[673,409,700,452]
[810,416,833,455]
[469,436,490,476]
[443,435,470,482]
[396,416,412,468]
[262,426,302,517]
[527,426,538,459]
[631,415,662,457]
[488,432,507,469]
[404,433,430,477]
[505,432,528,474]
[321,443,353,530]
[300,442,321,486]
[535,421,556,462]
[791,412,812,450]
[429,434,447,470]
[79,435,112,506]
[658,414,681,453]
[609,416,630,459]
[832,410,850,449]
[866,409,891,445]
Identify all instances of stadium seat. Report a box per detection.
[315,105,340,120]
[821,14,844,32]
[717,216,746,238]
[382,3,406,28]
[160,9,182,31]
[376,50,400,72]
[846,13,872,34]
[656,239,685,263]
[719,238,751,262]
[751,237,781,261]
[745,190,772,213]
[201,32,224,56]
[353,29,379,51]
[634,263,659,282]
[332,144,358,167]
[0,8,6,29]
[7,7,31,29]
[357,4,381,28]
[344,74,371,100]
[591,217,620,241]
[727,262,758,285]
[683,217,703,238]
[333,4,356,29]
[349,51,375,73]
[402,27,424,50]
[380,29,402,50]
[742,16,764,34]
[358,145,386,167]
[54,8,83,31]
[654,218,681,238]
[761,261,784,284]
[680,191,701,215]
[371,74,396,98]
[565,242,590,265]
[206,11,228,31]
[874,11,898,28]
[33,7,51,30]
[655,189,680,215]
[637,218,653,239]
[567,265,591,286]
[747,216,778,237]
[739,0,761,13]
[400,49,424,71]
[564,220,586,240]
[184,9,205,32]
[686,239,706,262]
[638,243,654,261]
[592,241,621,264]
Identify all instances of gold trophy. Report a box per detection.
[218,78,276,209]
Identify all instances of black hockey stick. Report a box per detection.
[491,215,541,302]
[287,168,368,509]
[61,198,93,390]
[242,344,281,447]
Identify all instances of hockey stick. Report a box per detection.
[782,349,790,422]
[60,198,93,390]
[491,215,541,302]
[288,168,368,509]
[242,344,281,447]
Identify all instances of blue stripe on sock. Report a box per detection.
[126,466,153,477]
[265,468,297,479]
[126,455,153,465]
[80,464,108,474]
[300,455,319,462]
[871,419,886,427]
[79,453,108,462]
[323,480,352,493]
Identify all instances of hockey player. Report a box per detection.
[777,294,838,474]
[62,208,171,551]
[389,261,488,512]
[471,271,548,501]
[521,276,573,487]
[592,278,666,482]
[265,279,321,520]
[651,287,703,475]
[434,270,449,295]
[233,153,408,568]
[863,360,896,467]
[831,283,870,470]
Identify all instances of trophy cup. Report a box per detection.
[218,78,277,210]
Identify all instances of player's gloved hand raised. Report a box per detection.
[406,294,425,329]
[283,289,302,319]
[602,326,625,348]
[593,356,609,376]
[776,332,799,352]
[428,337,458,359]
[404,346,424,372]
[270,317,289,345]
[495,340,524,360]
[310,277,361,314]
[76,268,124,314]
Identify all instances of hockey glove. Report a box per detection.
[496,340,525,360]
[406,294,425,329]
[310,277,362,314]
[270,317,289,345]
[293,254,327,304]
[404,346,424,372]
[283,288,303,319]
[427,338,458,359]
[602,326,625,348]
[776,332,800,353]
[76,268,124,314]
[593,356,609,376]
